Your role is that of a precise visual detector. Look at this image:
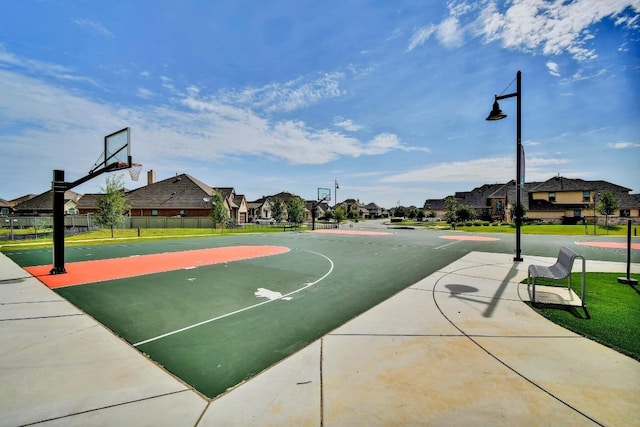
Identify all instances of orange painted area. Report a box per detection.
[308,229,391,236]
[577,241,639,250]
[25,245,290,289]
[440,235,499,241]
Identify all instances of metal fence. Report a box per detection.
[1,216,341,232]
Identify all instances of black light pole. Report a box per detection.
[486,70,523,262]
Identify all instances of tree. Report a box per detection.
[444,196,458,223]
[456,204,476,222]
[271,198,285,222]
[597,191,619,231]
[333,206,347,225]
[96,175,130,238]
[209,190,228,234]
[287,196,306,225]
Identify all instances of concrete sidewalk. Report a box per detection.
[1,251,638,426]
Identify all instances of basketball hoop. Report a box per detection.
[128,162,143,181]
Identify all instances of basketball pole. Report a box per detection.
[50,158,128,275]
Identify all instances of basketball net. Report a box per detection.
[128,163,143,181]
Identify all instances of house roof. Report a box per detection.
[8,194,36,207]
[77,193,105,209]
[13,189,80,212]
[423,175,638,213]
[270,191,302,203]
[530,176,632,193]
[126,174,214,209]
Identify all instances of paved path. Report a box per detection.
[1,251,638,426]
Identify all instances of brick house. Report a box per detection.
[423,176,639,224]
[78,172,248,223]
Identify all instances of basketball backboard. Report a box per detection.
[104,127,131,171]
[317,187,331,202]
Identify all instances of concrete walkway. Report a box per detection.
[1,251,638,426]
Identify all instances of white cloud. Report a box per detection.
[334,117,363,132]
[546,61,560,77]
[406,16,465,52]
[136,87,154,99]
[406,25,436,52]
[607,141,640,149]
[436,16,465,48]
[416,0,640,61]
[223,72,346,113]
[0,43,98,85]
[73,18,113,38]
[381,156,568,184]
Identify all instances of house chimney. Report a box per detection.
[147,170,156,186]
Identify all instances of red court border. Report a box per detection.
[25,245,290,289]
[576,241,640,250]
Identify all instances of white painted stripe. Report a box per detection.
[435,240,462,250]
[133,250,333,347]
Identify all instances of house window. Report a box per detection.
[1,207,9,216]
[179,209,185,216]
[620,209,630,218]
[582,191,590,202]
[497,200,503,211]
[151,209,158,216]
[548,192,556,202]
[573,210,581,217]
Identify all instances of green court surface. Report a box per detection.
[8,228,635,398]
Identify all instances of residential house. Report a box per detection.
[528,176,638,224]
[216,187,248,223]
[423,176,639,224]
[13,189,80,216]
[336,199,368,218]
[247,197,273,222]
[0,198,10,216]
[248,191,305,222]
[76,173,248,223]
[304,200,331,222]
[124,174,247,222]
[365,202,386,218]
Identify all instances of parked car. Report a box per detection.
[255,218,276,225]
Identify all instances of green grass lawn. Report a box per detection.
[387,219,636,236]
[528,273,640,361]
[0,224,303,250]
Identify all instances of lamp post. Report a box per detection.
[593,191,600,235]
[486,70,523,262]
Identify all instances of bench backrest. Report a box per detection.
[557,246,578,270]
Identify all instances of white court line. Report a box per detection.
[133,250,334,347]
[435,240,462,250]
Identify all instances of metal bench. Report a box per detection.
[528,246,586,307]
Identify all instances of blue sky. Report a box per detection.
[1,0,638,208]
